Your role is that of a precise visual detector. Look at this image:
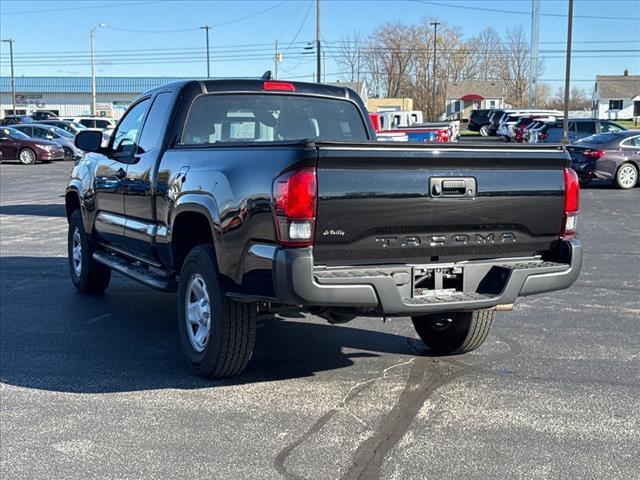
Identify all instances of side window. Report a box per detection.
[137,93,173,153]
[96,120,111,129]
[111,99,150,157]
[79,119,93,128]
[576,122,595,133]
[622,136,640,148]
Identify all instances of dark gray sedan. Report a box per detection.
[567,130,640,189]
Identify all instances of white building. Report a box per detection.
[445,80,505,120]
[0,77,204,119]
[592,72,640,120]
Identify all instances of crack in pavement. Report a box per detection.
[274,334,524,480]
[273,358,415,480]
[340,357,473,480]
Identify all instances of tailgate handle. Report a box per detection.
[430,177,476,198]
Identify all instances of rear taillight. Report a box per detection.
[273,167,317,246]
[561,167,579,239]
[540,132,548,141]
[583,149,605,159]
[436,129,448,143]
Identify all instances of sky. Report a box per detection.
[1,0,639,93]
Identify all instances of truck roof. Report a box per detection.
[144,79,360,101]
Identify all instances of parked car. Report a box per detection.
[486,109,507,136]
[0,127,65,164]
[66,78,581,379]
[36,120,87,135]
[468,109,494,136]
[12,124,83,161]
[567,130,640,189]
[1,115,34,126]
[62,116,116,130]
[534,119,626,144]
[31,110,59,121]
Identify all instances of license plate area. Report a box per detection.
[413,266,464,297]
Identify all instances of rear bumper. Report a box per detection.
[272,240,582,315]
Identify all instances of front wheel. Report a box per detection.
[68,210,111,293]
[18,148,36,165]
[411,309,495,355]
[479,125,490,137]
[615,163,638,189]
[177,245,257,378]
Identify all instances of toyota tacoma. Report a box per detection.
[66,76,582,378]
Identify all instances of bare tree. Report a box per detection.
[498,26,530,108]
[336,31,363,83]
[471,27,501,80]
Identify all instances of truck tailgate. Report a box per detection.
[313,142,569,265]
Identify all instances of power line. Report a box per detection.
[412,0,640,21]
[0,1,158,16]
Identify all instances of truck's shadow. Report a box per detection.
[0,203,66,217]
[0,257,415,393]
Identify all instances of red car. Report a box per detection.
[0,126,65,164]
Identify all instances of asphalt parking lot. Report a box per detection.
[1,160,639,479]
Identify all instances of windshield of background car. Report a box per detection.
[181,94,369,144]
[53,127,73,138]
[2,127,30,140]
[72,122,87,130]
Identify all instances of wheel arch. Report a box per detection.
[170,194,223,274]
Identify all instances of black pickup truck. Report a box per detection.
[66,77,582,378]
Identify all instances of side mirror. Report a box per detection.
[74,130,104,153]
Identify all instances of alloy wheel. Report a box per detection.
[71,227,82,277]
[185,274,212,352]
[618,164,638,189]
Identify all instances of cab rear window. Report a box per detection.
[181,94,368,144]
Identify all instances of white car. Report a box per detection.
[62,116,116,131]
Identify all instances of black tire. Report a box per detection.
[479,125,490,137]
[62,147,73,161]
[68,209,111,293]
[177,244,257,378]
[578,178,592,187]
[615,163,638,189]
[18,148,36,165]
[411,309,494,355]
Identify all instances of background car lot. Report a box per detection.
[1,160,638,479]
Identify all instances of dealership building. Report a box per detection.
[0,76,203,119]
[0,77,373,120]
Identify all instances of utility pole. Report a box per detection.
[529,0,540,108]
[274,41,282,79]
[200,25,211,78]
[316,0,321,83]
[430,21,440,121]
[1,38,16,115]
[562,0,574,144]
[90,23,105,116]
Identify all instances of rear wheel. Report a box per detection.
[177,244,257,378]
[18,148,36,165]
[615,163,638,189]
[479,125,490,136]
[411,309,494,355]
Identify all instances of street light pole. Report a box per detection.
[1,38,16,114]
[562,0,574,144]
[200,25,211,78]
[90,23,105,116]
[430,21,440,121]
[316,0,321,83]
